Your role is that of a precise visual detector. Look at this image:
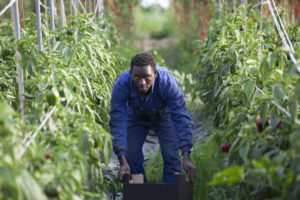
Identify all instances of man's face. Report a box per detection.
[130,65,157,94]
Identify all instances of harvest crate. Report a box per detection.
[122,174,193,200]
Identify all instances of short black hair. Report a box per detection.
[130,53,156,70]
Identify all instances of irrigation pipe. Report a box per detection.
[255,85,300,125]
[18,106,57,159]
[0,0,17,16]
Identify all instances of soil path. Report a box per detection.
[133,37,173,51]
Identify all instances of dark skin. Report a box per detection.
[118,65,196,183]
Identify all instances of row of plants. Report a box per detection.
[192,4,300,199]
[0,12,126,199]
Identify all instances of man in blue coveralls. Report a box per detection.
[109,53,196,183]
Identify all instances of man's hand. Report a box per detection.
[118,156,131,182]
[182,152,196,184]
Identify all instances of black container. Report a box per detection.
[123,174,193,200]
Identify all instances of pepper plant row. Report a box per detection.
[0,12,124,199]
[194,5,300,199]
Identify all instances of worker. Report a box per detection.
[109,53,196,183]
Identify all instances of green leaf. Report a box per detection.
[209,166,244,186]
[290,130,300,153]
[260,103,268,125]
[17,170,47,200]
[79,133,90,154]
[239,141,250,162]
[273,85,285,105]
[289,98,297,124]
[243,80,254,101]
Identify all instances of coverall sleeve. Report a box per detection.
[109,79,129,157]
[165,74,193,153]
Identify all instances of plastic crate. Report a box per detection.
[122,174,193,200]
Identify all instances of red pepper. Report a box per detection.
[276,119,282,129]
[256,118,263,133]
[221,142,231,152]
[44,153,52,159]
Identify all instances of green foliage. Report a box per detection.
[144,150,163,183]
[133,6,173,40]
[0,103,48,200]
[194,5,300,200]
[191,137,230,200]
[0,12,124,199]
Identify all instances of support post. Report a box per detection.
[36,0,42,50]
[59,0,66,27]
[72,0,78,17]
[12,0,24,120]
[49,0,55,47]
[88,0,93,13]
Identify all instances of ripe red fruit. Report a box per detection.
[256,118,263,133]
[256,118,270,133]
[221,142,231,152]
[44,153,52,159]
[276,119,282,129]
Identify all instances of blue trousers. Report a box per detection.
[126,110,182,183]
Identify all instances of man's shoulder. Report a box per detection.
[157,66,176,84]
[157,66,173,79]
[157,66,170,73]
[116,69,131,85]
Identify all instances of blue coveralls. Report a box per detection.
[109,66,193,183]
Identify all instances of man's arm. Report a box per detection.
[164,73,196,183]
[109,77,131,181]
[109,83,128,157]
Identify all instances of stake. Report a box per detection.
[49,0,55,48]
[88,0,92,13]
[72,0,78,17]
[36,0,42,50]
[12,0,24,120]
[59,0,66,27]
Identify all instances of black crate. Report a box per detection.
[123,174,193,200]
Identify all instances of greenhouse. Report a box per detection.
[0,0,300,199]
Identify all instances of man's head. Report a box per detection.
[130,53,157,94]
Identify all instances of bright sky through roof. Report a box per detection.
[140,0,170,9]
